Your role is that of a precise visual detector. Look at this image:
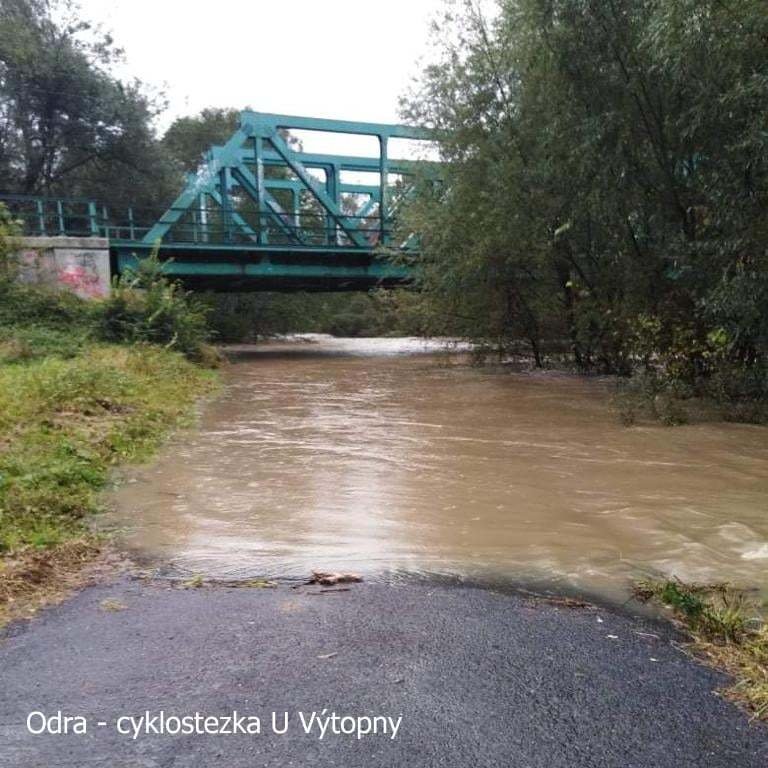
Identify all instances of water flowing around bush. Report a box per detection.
[402,0,768,419]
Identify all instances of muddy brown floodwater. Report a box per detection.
[107,336,768,604]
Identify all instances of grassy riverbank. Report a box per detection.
[0,343,216,550]
[0,339,216,622]
[0,246,218,623]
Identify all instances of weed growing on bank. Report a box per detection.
[100,253,213,361]
[635,579,768,719]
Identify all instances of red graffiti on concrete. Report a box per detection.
[57,263,105,298]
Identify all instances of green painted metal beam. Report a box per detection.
[239,110,431,141]
[140,111,435,250]
[115,252,410,281]
[255,151,430,175]
[263,129,368,247]
[111,241,373,256]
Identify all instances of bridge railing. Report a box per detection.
[0,193,414,251]
[104,202,405,250]
[0,194,103,238]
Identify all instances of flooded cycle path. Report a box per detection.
[107,337,768,604]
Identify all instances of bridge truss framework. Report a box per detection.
[1,112,436,291]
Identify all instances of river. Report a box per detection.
[107,336,768,604]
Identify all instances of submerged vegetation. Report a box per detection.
[635,579,768,720]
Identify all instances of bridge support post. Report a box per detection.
[88,202,99,236]
[253,135,265,245]
[199,194,208,243]
[379,135,389,246]
[36,200,46,235]
[219,169,232,243]
[326,163,339,246]
[56,200,65,236]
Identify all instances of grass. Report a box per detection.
[635,578,768,720]
[0,322,217,623]
[0,341,216,553]
[0,232,221,623]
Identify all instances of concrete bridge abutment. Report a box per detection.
[15,236,112,300]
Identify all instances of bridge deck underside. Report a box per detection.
[113,245,411,292]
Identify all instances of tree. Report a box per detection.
[0,0,175,211]
[402,0,768,392]
[162,107,242,173]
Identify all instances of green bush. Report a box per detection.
[0,202,97,347]
[202,289,422,342]
[0,203,99,361]
[0,202,21,279]
[0,326,92,363]
[0,280,95,329]
[325,294,384,337]
[99,252,211,359]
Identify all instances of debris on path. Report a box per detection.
[306,571,363,586]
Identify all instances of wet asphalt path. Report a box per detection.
[1,577,766,767]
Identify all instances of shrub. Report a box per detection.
[99,252,211,359]
[0,204,98,360]
[0,202,21,280]
[0,283,96,330]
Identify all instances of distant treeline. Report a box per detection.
[0,0,260,213]
[203,290,428,342]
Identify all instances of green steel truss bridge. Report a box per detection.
[1,111,435,291]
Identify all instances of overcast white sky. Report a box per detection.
[77,0,466,134]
